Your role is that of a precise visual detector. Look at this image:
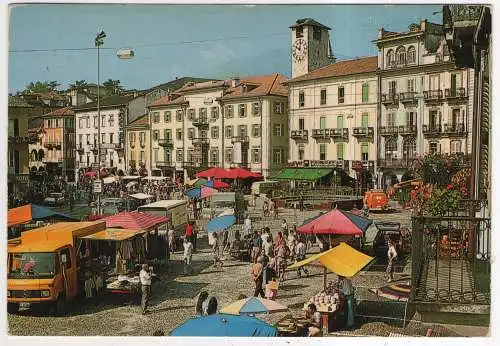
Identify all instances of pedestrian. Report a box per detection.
[185,221,194,245]
[243,215,252,236]
[212,233,223,268]
[263,200,269,217]
[262,256,278,300]
[183,237,194,275]
[281,219,288,234]
[299,192,304,212]
[139,264,152,315]
[168,227,175,253]
[386,238,397,282]
[295,238,309,277]
[276,243,289,282]
[251,231,263,263]
[251,256,265,297]
[306,303,322,336]
[262,234,273,257]
[339,275,355,329]
[274,231,284,253]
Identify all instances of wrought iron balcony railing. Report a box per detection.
[290,129,308,140]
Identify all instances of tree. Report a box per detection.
[24,80,60,93]
[103,79,124,95]
[69,80,88,92]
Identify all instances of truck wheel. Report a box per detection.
[7,303,18,314]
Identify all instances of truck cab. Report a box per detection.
[210,192,247,223]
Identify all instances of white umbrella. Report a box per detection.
[126,181,138,188]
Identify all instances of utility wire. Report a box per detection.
[9,32,289,53]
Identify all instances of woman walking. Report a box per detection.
[386,238,397,282]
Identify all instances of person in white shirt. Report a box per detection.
[339,275,355,329]
[281,219,288,233]
[386,239,398,282]
[168,228,175,253]
[306,303,322,336]
[183,237,194,275]
[243,215,252,236]
[295,239,309,277]
[139,264,152,314]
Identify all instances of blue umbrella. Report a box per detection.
[205,215,236,233]
[170,313,277,337]
[185,186,218,199]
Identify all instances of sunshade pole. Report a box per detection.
[323,267,327,291]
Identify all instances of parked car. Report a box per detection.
[372,222,406,259]
[43,192,65,206]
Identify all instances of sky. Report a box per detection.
[8,3,442,94]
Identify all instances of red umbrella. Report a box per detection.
[227,167,262,179]
[84,171,97,178]
[203,179,231,189]
[196,167,229,179]
[297,208,372,235]
[103,211,168,230]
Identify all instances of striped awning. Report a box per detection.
[102,211,168,230]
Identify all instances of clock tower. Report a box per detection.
[290,18,336,79]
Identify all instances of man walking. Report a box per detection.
[251,256,265,297]
[251,231,263,263]
[295,237,309,277]
[183,237,194,275]
[139,264,152,314]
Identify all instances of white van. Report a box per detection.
[138,199,188,233]
[251,180,280,196]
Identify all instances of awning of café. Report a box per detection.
[8,204,77,227]
[288,242,374,278]
[297,208,372,235]
[102,211,168,230]
[270,168,332,181]
[80,228,146,241]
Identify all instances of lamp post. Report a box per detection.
[95,31,106,215]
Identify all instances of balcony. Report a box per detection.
[89,144,99,152]
[311,129,331,141]
[140,141,146,148]
[231,136,250,144]
[398,124,418,136]
[290,160,349,169]
[422,124,443,137]
[129,160,136,168]
[352,127,374,139]
[352,160,375,172]
[379,126,399,137]
[8,135,38,145]
[158,138,174,148]
[44,142,62,150]
[423,90,444,103]
[378,158,412,169]
[156,161,173,168]
[208,161,221,167]
[381,93,399,106]
[330,128,349,142]
[192,117,209,128]
[192,137,209,146]
[443,123,467,136]
[445,87,467,104]
[399,92,418,104]
[290,129,308,141]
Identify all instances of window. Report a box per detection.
[336,143,344,160]
[86,117,90,128]
[164,149,172,163]
[319,144,326,160]
[109,133,114,144]
[336,115,344,129]
[238,104,247,117]
[225,148,233,163]
[451,140,462,154]
[200,130,208,138]
[60,248,72,268]
[101,133,106,144]
[274,102,284,114]
[252,147,261,163]
[338,87,344,103]
[86,134,91,145]
[187,109,195,120]
[199,108,207,120]
[140,151,145,163]
[430,75,440,90]
[8,151,13,167]
[238,125,247,137]
[320,117,326,129]
[429,110,439,128]
[225,125,233,138]
[299,91,305,107]
[176,129,183,140]
[296,118,304,130]
[387,113,395,127]
[252,102,260,116]
[225,105,234,118]
[386,49,395,67]
[298,144,305,160]
[396,46,406,65]
[78,134,83,146]
[403,139,416,159]
[361,113,369,127]
[153,130,159,141]
[101,115,106,127]
[272,148,283,164]
[79,118,83,128]
[211,126,219,139]
[252,124,261,137]
[164,129,172,140]
[154,149,159,162]
[164,111,171,123]
[429,142,439,155]
[296,26,303,38]
[407,79,415,92]
[176,150,183,162]
[362,83,369,102]
[187,128,195,139]
[93,134,98,145]
[361,143,369,161]
[176,110,183,122]
[389,80,397,95]
[108,115,114,127]
[407,46,416,64]
[211,107,219,119]
[385,138,398,159]
[406,111,416,126]
[313,27,322,40]
[274,124,283,136]
[320,89,327,105]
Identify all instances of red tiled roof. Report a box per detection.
[177,80,228,93]
[221,73,289,100]
[287,56,378,84]
[127,114,149,129]
[150,95,188,108]
[42,106,74,117]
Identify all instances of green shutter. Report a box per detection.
[337,143,344,160]
[362,84,369,102]
[362,113,369,127]
[320,117,326,129]
[361,143,368,154]
[337,115,344,129]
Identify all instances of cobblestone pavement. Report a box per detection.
[9,200,463,337]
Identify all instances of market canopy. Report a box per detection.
[129,193,154,200]
[288,242,374,278]
[196,167,229,179]
[271,168,332,181]
[102,211,168,230]
[196,167,262,180]
[122,175,142,180]
[226,167,263,179]
[103,176,118,184]
[203,179,231,189]
[8,204,77,227]
[221,297,288,315]
[80,228,146,241]
[297,208,372,235]
[185,186,218,199]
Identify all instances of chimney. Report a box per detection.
[231,77,240,88]
[378,27,384,39]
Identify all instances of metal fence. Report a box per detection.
[411,205,490,304]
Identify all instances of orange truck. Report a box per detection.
[363,189,389,211]
[7,221,106,314]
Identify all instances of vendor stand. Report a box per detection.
[287,243,374,335]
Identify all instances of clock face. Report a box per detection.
[292,38,307,62]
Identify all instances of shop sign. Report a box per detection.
[93,180,102,193]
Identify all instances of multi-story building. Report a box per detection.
[148,75,289,179]
[74,95,134,180]
[374,20,474,188]
[125,114,150,175]
[287,18,378,184]
[30,107,76,181]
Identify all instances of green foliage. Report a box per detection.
[25,80,60,93]
[103,79,124,95]
[425,188,462,216]
[411,153,469,189]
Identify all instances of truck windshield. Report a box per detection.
[8,252,56,279]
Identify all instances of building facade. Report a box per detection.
[125,115,150,175]
[374,20,474,188]
[74,95,134,180]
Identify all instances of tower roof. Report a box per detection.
[289,18,331,30]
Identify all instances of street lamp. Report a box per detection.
[95,31,106,215]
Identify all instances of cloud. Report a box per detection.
[200,43,236,65]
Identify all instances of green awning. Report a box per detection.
[271,168,333,181]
